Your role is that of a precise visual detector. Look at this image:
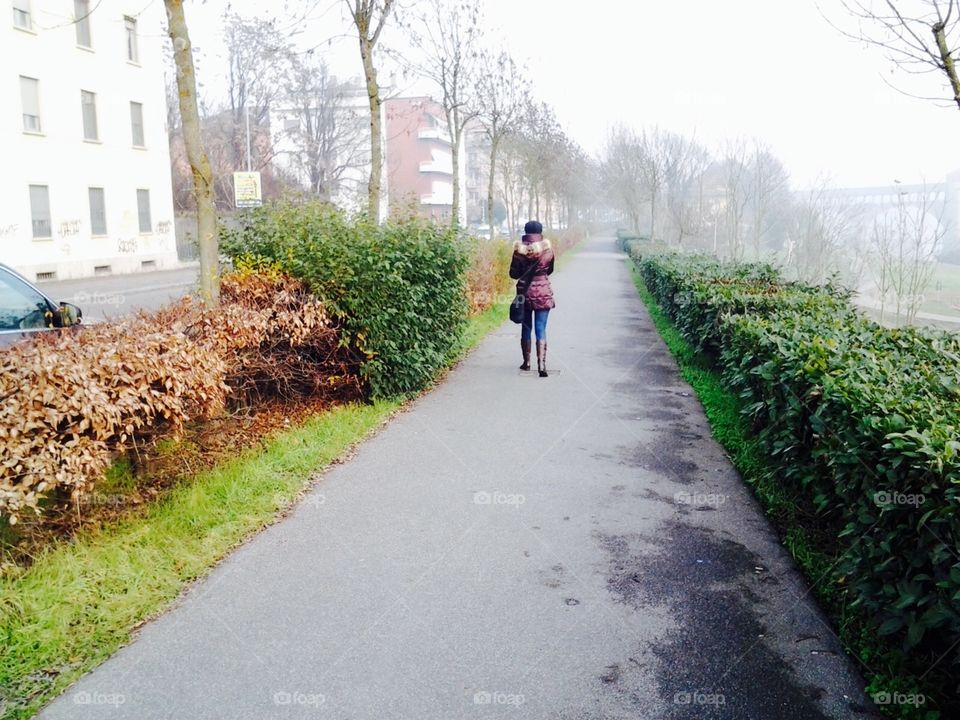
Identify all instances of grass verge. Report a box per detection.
[453,299,512,359]
[0,401,397,720]
[0,302,507,720]
[628,264,935,720]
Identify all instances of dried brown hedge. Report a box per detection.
[464,226,586,314]
[0,268,359,523]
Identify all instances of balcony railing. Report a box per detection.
[419,159,453,174]
[421,186,453,205]
[418,126,452,143]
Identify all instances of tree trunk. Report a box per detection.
[487,136,499,241]
[360,38,382,222]
[933,22,960,111]
[450,115,462,226]
[650,189,657,240]
[165,0,218,306]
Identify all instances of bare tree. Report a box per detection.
[601,125,647,233]
[498,110,591,232]
[406,0,483,226]
[476,51,529,240]
[516,102,564,224]
[279,56,368,202]
[663,135,712,247]
[497,133,529,237]
[784,180,859,284]
[636,127,678,242]
[224,13,293,172]
[869,182,946,322]
[832,0,960,109]
[165,0,218,305]
[719,139,753,260]
[548,137,585,228]
[344,0,396,222]
[870,206,899,321]
[748,141,791,259]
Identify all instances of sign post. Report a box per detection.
[233,171,262,208]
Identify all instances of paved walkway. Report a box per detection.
[40,238,876,719]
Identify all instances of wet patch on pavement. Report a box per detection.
[620,443,701,485]
[594,522,859,719]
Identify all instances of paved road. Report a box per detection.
[855,298,960,331]
[36,265,199,322]
[39,238,876,720]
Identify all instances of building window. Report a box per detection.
[20,76,40,133]
[136,189,151,233]
[124,16,138,62]
[130,101,145,146]
[89,187,107,235]
[74,0,92,46]
[81,90,98,140]
[12,0,30,29]
[29,185,51,239]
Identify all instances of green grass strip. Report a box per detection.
[453,299,512,359]
[0,401,397,720]
[0,301,508,720]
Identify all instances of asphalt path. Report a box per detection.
[38,237,876,719]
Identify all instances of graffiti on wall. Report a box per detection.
[117,238,138,254]
[58,219,81,238]
[0,224,17,238]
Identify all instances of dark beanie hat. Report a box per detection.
[524,220,543,235]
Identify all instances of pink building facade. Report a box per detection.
[384,97,464,222]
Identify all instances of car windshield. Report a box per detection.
[0,269,50,331]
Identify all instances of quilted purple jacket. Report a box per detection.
[509,234,555,310]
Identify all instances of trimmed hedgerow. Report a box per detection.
[0,269,356,523]
[638,252,960,716]
[220,202,471,399]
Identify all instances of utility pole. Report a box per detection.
[245,103,252,171]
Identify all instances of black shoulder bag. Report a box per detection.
[509,256,539,324]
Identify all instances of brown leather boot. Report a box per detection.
[519,340,532,370]
[536,341,548,377]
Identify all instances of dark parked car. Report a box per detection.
[0,263,82,348]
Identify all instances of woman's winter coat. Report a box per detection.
[509,233,556,310]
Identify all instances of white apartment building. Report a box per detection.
[270,81,389,220]
[3,0,178,281]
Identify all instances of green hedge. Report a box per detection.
[638,253,960,710]
[616,228,654,256]
[639,254,852,355]
[220,202,470,398]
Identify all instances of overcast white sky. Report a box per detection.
[180,0,960,189]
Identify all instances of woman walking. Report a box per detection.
[510,220,555,378]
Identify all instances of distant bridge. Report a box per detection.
[819,178,960,252]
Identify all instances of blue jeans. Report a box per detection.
[521,306,550,342]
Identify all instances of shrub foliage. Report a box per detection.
[220,202,471,398]
[0,270,356,522]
